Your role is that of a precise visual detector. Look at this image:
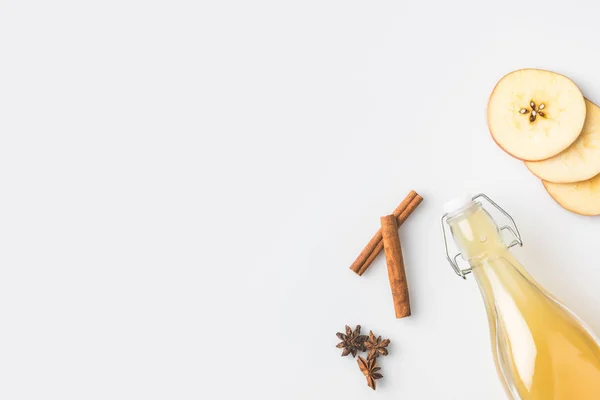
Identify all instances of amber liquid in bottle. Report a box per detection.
[448,203,600,399]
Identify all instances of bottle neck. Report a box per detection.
[447,203,507,267]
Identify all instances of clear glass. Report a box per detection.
[448,202,600,400]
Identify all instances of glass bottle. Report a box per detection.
[441,194,600,400]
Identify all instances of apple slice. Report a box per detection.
[544,174,600,216]
[526,99,600,183]
[488,69,586,161]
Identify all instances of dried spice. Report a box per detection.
[358,356,383,390]
[381,215,411,318]
[349,190,422,276]
[336,326,390,389]
[336,325,368,357]
[365,330,391,360]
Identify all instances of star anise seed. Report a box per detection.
[365,330,391,360]
[336,325,368,358]
[358,356,383,390]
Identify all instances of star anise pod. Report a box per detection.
[364,330,390,360]
[336,325,368,357]
[357,355,383,390]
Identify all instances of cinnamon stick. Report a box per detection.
[380,215,411,318]
[350,191,422,276]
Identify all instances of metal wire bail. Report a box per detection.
[441,193,523,279]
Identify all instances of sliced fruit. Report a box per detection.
[488,69,586,161]
[526,99,600,183]
[544,174,600,216]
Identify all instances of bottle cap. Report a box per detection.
[443,195,474,215]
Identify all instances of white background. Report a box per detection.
[2,1,600,399]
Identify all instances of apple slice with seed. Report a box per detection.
[526,99,600,183]
[544,174,600,216]
[488,69,586,161]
